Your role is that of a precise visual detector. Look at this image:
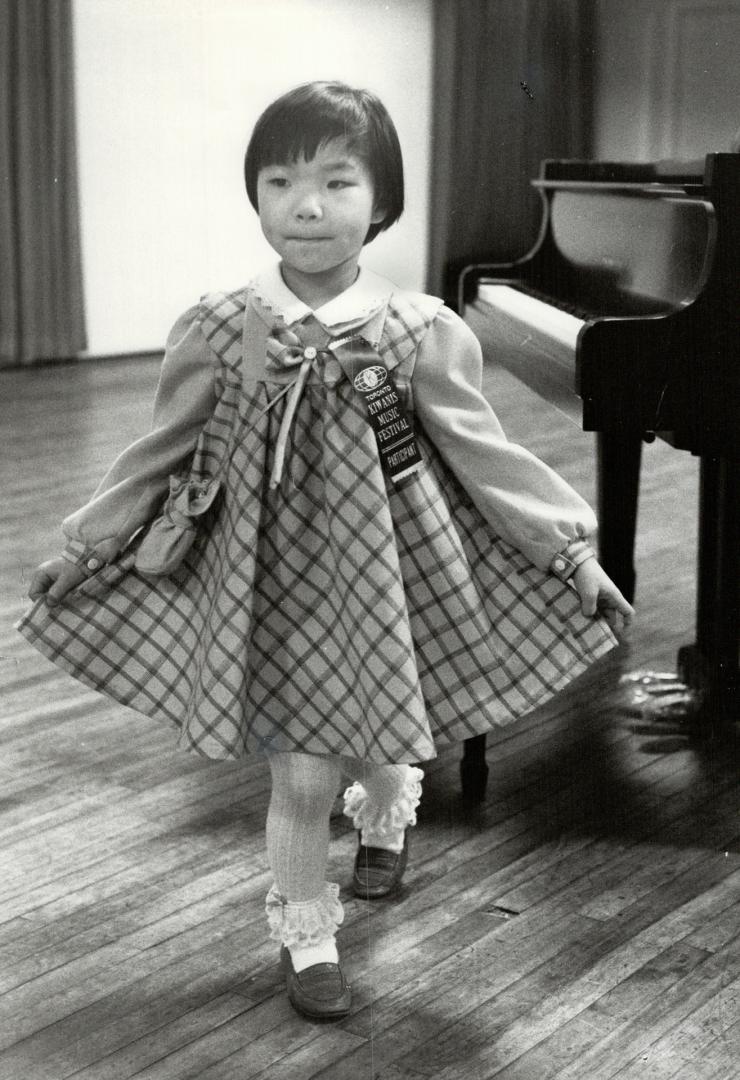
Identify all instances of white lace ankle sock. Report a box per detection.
[289,938,339,972]
[361,825,405,852]
[266,883,344,975]
[344,764,423,853]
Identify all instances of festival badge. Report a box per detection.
[351,362,423,482]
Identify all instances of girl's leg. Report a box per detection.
[342,761,423,898]
[265,751,343,971]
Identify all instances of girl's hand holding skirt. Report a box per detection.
[28,557,88,608]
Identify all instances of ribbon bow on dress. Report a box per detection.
[265,326,378,490]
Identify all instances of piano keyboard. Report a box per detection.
[477,284,586,351]
[466,283,587,424]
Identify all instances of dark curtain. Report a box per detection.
[0,0,86,367]
[427,0,594,306]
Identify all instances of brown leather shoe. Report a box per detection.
[352,834,408,899]
[281,946,351,1020]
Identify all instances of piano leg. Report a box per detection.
[460,733,489,803]
[678,454,739,737]
[596,431,643,604]
[459,431,643,802]
[457,433,736,796]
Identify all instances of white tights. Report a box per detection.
[265,752,422,967]
[266,752,420,900]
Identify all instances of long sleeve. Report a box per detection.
[62,304,219,568]
[411,305,596,572]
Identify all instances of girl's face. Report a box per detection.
[256,138,384,307]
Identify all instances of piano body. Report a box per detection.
[458,153,738,800]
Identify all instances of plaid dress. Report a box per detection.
[17,286,617,763]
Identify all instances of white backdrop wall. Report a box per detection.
[73,0,434,356]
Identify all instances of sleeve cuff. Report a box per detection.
[62,542,106,575]
[549,540,596,582]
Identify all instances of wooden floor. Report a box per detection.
[1,355,738,1080]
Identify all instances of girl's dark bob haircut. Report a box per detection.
[244,81,404,244]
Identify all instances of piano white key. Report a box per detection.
[466,283,585,425]
[478,284,585,351]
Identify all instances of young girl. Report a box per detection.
[20,81,632,1020]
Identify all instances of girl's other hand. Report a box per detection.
[573,558,634,632]
[28,558,87,607]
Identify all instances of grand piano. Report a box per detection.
[458,153,739,801]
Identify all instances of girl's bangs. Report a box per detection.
[260,113,365,168]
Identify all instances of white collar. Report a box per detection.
[250,263,394,331]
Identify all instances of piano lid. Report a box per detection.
[543,188,716,316]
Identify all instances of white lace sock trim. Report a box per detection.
[343,766,423,852]
[265,882,344,949]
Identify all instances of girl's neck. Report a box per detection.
[279,260,360,311]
